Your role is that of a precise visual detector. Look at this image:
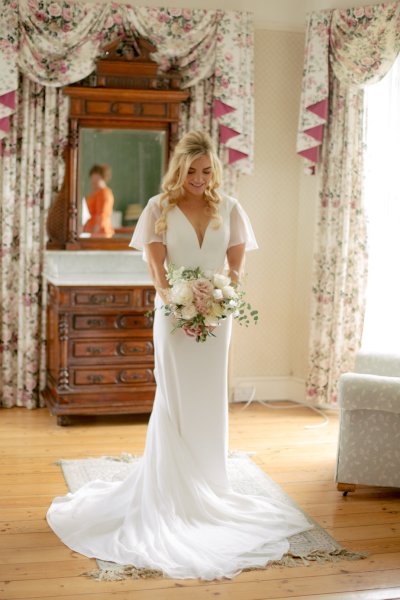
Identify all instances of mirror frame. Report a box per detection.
[46,36,190,251]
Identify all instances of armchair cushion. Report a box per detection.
[339,373,400,413]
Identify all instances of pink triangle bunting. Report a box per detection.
[228,148,248,164]
[213,98,236,118]
[213,98,247,165]
[297,97,328,171]
[307,97,328,120]
[298,146,319,164]
[219,124,240,144]
[304,124,324,142]
[0,116,10,134]
[0,91,16,110]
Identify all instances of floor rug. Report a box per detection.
[54,450,368,580]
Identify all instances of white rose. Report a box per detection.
[213,288,224,300]
[180,303,197,320]
[170,282,193,305]
[213,273,231,289]
[222,285,236,299]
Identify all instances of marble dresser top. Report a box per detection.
[44,250,153,287]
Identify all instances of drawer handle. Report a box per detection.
[90,294,115,304]
[128,346,141,353]
[118,370,145,383]
[117,342,153,356]
[87,374,104,383]
[118,369,154,384]
[86,319,105,327]
[117,343,142,355]
[86,346,104,355]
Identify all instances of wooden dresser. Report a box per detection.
[42,37,190,425]
[43,282,156,425]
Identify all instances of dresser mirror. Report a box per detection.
[78,127,166,240]
[46,35,189,250]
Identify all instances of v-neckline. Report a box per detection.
[176,205,212,250]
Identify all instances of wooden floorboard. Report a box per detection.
[0,403,399,600]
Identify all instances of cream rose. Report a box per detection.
[170,282,193,305]
[213,273,231,289]
[180,303,197,320]
[222,285,236,299]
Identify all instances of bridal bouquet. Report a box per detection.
[160,263,258,343]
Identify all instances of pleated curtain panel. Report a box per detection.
[0,0,254,409]
[297,1,400,406]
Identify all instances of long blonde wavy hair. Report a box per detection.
[154,130,223,236]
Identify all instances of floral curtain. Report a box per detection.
[305,74,368,407]
[299,1,400,406]
[1,1,254,177]
[0,74,68,408]
[297,1,400,170]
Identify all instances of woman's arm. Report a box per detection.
[144,241,170,304]
[226,242,246,286]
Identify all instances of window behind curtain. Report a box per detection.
[362,56,400,353]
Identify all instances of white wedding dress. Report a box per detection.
[46,192,315,580]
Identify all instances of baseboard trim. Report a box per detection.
[230,376,306,404]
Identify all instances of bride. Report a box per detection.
[46,130,315,581]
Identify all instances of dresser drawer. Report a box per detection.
[70,287,156,309]
[72,366,155,387]
[71,338,154,362]
[72,313,153,333]
[73,290,131,307]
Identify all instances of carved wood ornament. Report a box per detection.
[47,36,189,250]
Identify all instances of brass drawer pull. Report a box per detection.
[86,318,105,327]
[116,340,153,356]
[118,369,154,384]
[86,346,104,355]
[117,342,143,355]
[89,294,115,304]
[87,374,104,383]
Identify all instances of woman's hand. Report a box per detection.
[157,287,171,305]
[227,243,245,286]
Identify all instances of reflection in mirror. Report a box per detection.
[78,128,166,238]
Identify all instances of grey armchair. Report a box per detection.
[335,351,400,495]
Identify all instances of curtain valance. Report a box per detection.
[0,0,254,174]
[297,1,400,170]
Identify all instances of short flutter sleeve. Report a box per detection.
[128,196,165,262]
[228,199,259,251]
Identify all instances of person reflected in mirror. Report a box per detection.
[83,164,115,238]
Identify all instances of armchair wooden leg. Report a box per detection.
[337,482,356,496]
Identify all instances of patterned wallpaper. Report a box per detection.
[231,29,319,381]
